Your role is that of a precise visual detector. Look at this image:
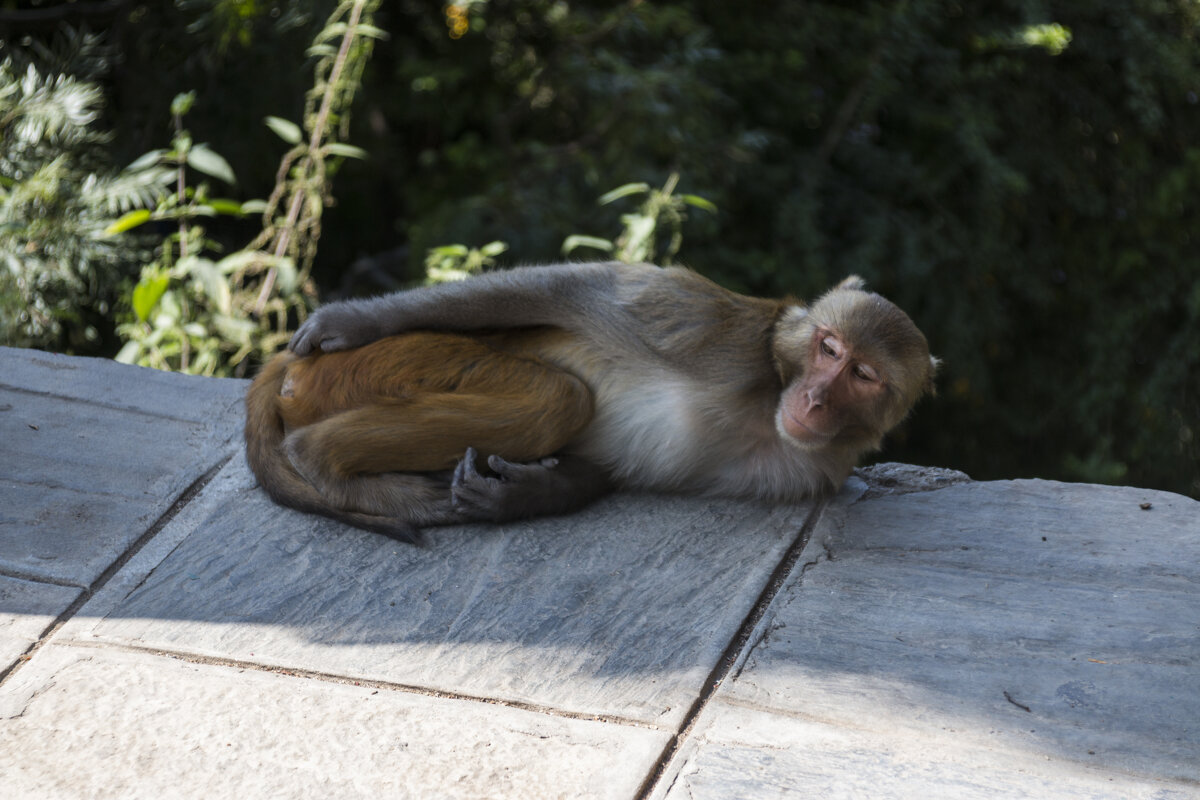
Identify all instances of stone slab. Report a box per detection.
[0,347,246,585]
[654,701,1193,800]
[0,645,667,799]
[0,574,80,671]
[670,480,1199,794]
[0,346,244,416]
[62,457,811,728]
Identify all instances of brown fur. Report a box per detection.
[244,330,594,541]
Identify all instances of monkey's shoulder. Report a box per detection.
[599,268,781,365]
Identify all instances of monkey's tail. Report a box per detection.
[243,353,422,544]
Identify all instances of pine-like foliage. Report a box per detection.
[0,29,170,350]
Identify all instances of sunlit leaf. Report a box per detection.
[265,115,303,145]
[562,235,614,255]
[598,183,650,205]
[619,215,656,263]
[125,149,167,172]
[132,273,170,322]
[186,145,236,185]
[1020,23,1072,55]
[214,251,262,274]
[355,24,389,40]
[207,198,246,216]
[681,194,718,213]
[314,22,348,43]
[274,257,299,295]
[426,266,473,283]
[324,143,368,159]
[170,91,195,117]
[213,313,257,343]
[103,209,152,236]
[115,340,142,365]
[181,256,231,315]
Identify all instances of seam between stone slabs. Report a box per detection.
[0,569,83,590]
[0,454,233,688]
[52,637,671,732]
[632,497,832,800]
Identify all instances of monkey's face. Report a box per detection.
[776,327,890,451]
[772,282,937,454]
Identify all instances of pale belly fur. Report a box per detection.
[571,373,704,489]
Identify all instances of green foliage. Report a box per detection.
[424,240,507,284]
[112,92,299,375]
[0,30,170,351]
[248,0,384,280]
[563,173,716,265]
[114,0,382,376]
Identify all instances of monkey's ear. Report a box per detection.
[779,305,809,325]
[925,355,942,397]
[837,275,867,291]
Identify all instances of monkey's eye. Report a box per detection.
[820,338,840,358]
[853,363,880,383]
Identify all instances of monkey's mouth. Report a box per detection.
[778,407,833,444]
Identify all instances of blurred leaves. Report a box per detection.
[114,0,382,376]
[0,39,170,352]
[424,240,507,284]
[265,115,303,144]
[564,173,715,265]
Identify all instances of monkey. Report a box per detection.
[251,261,938,541]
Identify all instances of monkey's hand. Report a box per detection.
[289,303,383,355]
[451,447,611,524]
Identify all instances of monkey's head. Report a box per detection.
[772,276,938,455]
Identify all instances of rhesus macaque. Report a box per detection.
[247,261,938,542]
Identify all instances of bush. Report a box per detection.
[0,29,166,351]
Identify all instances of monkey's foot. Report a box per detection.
[288,304,380,355]
[450,447,565,523]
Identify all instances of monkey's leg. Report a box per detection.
[284,376,593,483]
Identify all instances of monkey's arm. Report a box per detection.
[290,262,625,355]
[450,448,613,524]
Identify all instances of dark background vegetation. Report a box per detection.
[2,0,1197,497]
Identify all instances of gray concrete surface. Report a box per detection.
[1,344,1197,798]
